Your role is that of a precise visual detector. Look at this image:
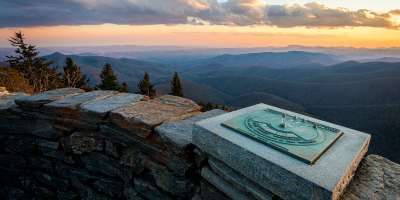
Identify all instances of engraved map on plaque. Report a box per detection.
[222,109,343,164]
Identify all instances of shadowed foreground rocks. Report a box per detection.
[0,88,399,200]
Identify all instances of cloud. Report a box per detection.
[265,3,397,28]
[0,0,399,29]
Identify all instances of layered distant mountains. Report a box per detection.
[43,51,400,163]
[186,51,340,69]
[44,52,171,88]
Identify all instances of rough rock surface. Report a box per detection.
[15,88,84,108]
[110,95,201,138]
[156,109,226,154]
[0,92,28,111]
[45,90,117,115]
[208,157,274,200]
[0,87,7,94]
[200,180,230,200]
[201,167,254,200]
[342,155,400,200]
[81,93,145,116]
[61,132,104,154]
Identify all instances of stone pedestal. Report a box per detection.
[193,104,371,200]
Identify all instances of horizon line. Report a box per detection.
[2,44,400,50]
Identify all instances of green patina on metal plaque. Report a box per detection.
[222,109,343,164]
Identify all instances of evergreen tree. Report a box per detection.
[170,72,183,97]
[198,101,230,112]
[120,82,129,92]
[62,57,88,88]
[6,31,61,92]
[221,105,226,111]
[97,63,120,91]
[204,102,214,112]
[137,72,156,98]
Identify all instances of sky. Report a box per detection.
[0,0,400,48]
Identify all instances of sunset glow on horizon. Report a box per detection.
[1,24,400,48]
[1,0,400,48]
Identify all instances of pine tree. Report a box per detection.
[221,105,226,111]
[137,72,156,98]
[204,102,214,112]
[119,82,129,92]
[62,57,88,88]
[6,31,61,92]
[97,63,120,91]
[170,72,183,97]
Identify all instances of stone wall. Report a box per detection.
[0,88,399,200]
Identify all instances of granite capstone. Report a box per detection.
[0,93,28,111]
[110,95,201,138]
[155,109,226,155]
[80,93,145,116]
[45,90,117,113]
[15,88,84,108]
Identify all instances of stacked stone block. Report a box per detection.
[0,88,225,200]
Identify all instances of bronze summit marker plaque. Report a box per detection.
[222,109,343,164]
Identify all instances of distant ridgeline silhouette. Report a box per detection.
[0,87,399,200]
